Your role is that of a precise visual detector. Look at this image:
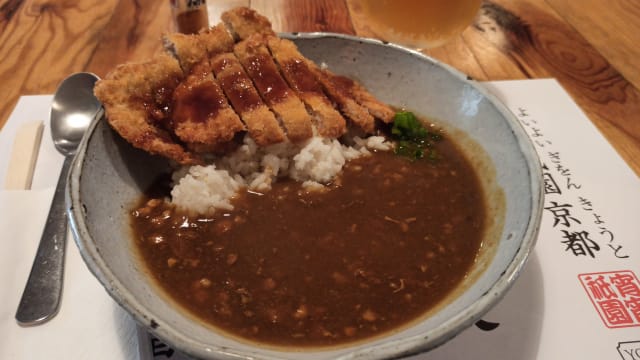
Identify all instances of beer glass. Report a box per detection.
[346,0,482,50]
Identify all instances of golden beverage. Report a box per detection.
[347,0,482,49]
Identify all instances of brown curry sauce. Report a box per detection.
[131,139,486,347]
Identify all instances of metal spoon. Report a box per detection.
[15,72,101,326]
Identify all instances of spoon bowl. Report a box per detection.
[15,72,101,326]
[51,74,101,155]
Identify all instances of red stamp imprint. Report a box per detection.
[578,270,640,328]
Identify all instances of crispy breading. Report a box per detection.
[163,33,208,73]
[220,7,275,41]
[312,66,376,134]
[198,24,235,56]
[172,59,246,150]
[323,71,395,123]
[94,54,201,164]
[266,36,347,138]
[235,35,313,142]
[210,52,286,146]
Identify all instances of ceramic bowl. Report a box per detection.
[67,33,543,359]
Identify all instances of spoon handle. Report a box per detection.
[15,156,72,326]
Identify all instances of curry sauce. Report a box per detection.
[132,143,485,347]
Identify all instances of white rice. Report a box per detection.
[170,165,242,214]
[171,135,393,214]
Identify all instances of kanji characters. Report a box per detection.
[579,271,640,328]
[625,297,640,322]
[543,172,561,195]
[545,202,581,227]
[585,275,617,300]
[610,273,640,298]
[561,230,599,258]
[598,299,633,326]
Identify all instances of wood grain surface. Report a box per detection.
[0,0,638,176]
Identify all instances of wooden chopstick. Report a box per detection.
[4,121,44,190]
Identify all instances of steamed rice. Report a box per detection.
[171,135,393,214]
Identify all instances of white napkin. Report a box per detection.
[0,96,140,359]
[0,190,139,359]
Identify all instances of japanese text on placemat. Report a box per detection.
[515,107,628,259]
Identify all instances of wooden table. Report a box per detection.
[1,0,638,176]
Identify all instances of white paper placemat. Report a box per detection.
[1,79,638,360]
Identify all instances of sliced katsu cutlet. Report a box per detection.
[321,70,395,123]
[210,52,286,146]
[220,6,275,41]
[266,36,347,138]
[171,59,246,152]
[97,6,397,164]
[198,23,236,55]
[311,65,376,134]
[163,32,208,73]
[164,27,245,152]
[235,35,313,142]
[94,53,201,164]
[220,6,392,132]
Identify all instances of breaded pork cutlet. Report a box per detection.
[220,6,393,130]
[163,26,245,152]
[312,66,376,134]
[94,53,200,164]
[220,7,345,138]
[235,35,313,142]
[210,52,286,146]
[163,32,208,73]
[266,36,347,138]
[96,6,397,164]
[172,59,246,152]
[164,24,235,71]
[320,70,395,123]
[220,6,274,40]
[198,23,236,56]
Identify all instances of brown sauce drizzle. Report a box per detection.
[245,54,290,104]
[328,74,356,97]
[142,75,181,130]
[212,56,264,113]
[172,81,227,124]
[281,59,324,95]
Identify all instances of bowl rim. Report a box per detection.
[67,31,543,360]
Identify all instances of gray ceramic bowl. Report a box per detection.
[67,33,543,359]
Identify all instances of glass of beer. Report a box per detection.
[346,0,482,50]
